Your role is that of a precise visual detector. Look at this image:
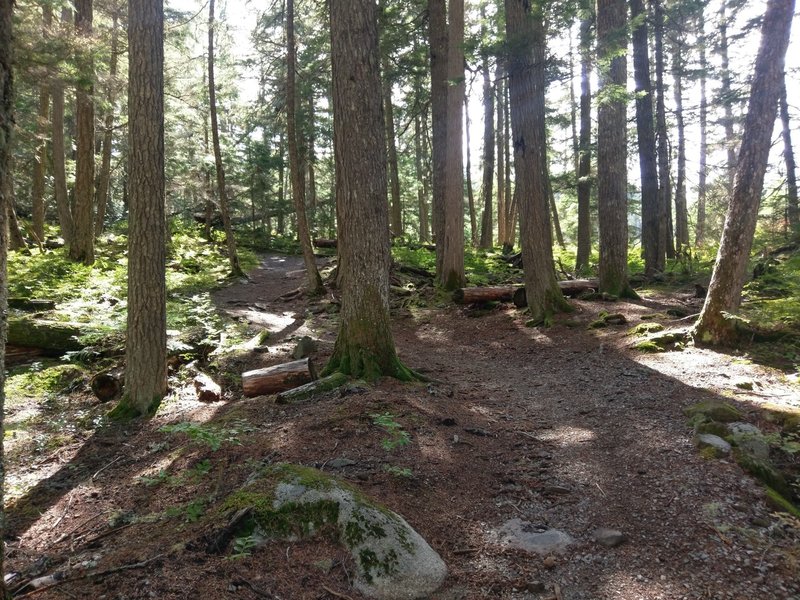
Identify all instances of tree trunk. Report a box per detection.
[575,4,593,273]
[7,186,26,251]
[51,8,74,245]
[70,0,95,265]
[630,0,660,277]
[95,11,120,237]
[306,94,317,227]
[440,0,465,290]
[326,0,417,381]
[242,358,316,397]
[117,0,167,419]
[653,0,673,264]
[32,6,51,244]
[546,162,565,250]
[208,0,242,276]
[382,53,403,237]
[286,0,323,293]
[597,0,635,298]
[505,0,570,324]
[428,0,447,264]
[696,11,708,247]
[496,60,506,247]
[780,79,799,237]
[478,35,495,250]
[0,1,12,587]
[672,34,689,251]
[465,92,478,247]
[414,110,430,242]
[694,0,795,346]
[718,0,737,194]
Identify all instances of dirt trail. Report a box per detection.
[6,253,799,600]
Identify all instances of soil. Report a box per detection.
[4,253,800,600]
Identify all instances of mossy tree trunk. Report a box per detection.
[326,0,417,382]
[505,0,571,325]
[117,0,167,419]
[596,0,636,298]
[0,0,13,592]
[428,0,447,260]
[694,0,795,346]
[478,20,495,251]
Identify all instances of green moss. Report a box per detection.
[733,450,791,498]
[108,394,161,421]
[696,421,731,438]
[628,323,665,336]
[765,487,800,518]
[700,446,722,460]
[684,401,743,423]
[635,341,664,353]
[641,313,668,320]
[358,548,400,584]
[5,363,86,402]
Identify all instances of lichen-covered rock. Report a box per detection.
[497,519,573,555]
[223,464,447,600]
[727,422,770,461]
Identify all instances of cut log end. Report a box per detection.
[91,372,123,402]
[242,358,317,397]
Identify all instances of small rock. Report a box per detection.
[499,519,573,555]
[543,556,557,569]
[313,558,335,573]
[525,581,546,593]
[327,458,357,469]
[734,380,754,391]
[695,433,732,456]
[593,528,627,548]
[292,336,318,359]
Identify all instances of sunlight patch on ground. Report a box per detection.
[415,324,453,344]
[536,425,596,445]
[597,572,676,599]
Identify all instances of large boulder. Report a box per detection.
[220,464,447,600]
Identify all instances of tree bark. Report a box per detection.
[780,79,799,237]
[546,162,565,249]
[505,0,570,324]
[478,35,495,250]
[575,4,593,273]
[117,0,167,418]
[286,0,323,293]
[630,0,660,276]
[52,8,74,245]
[597,0,635,298]
[694,0,795,346]
[414,110,431,242]
[95,11,120,237]
[717,0,737,194]
[242,358,316,397]
[70,0,95,265]
[325,0,417,381]
[0,1,11,588]
[208,0,242,276]
[440,0,465,289]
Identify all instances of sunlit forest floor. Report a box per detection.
[4,232,800,599]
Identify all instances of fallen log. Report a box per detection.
[313,238,338,248]
[91,369,124,402]
[512,279,600,308]
[7,317,88,352]
[453,286,520,304]
[276,372,349,404]
[194,372,222,402]
[8,298,57,312]
[242,358,317,397]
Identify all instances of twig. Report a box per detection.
[515,430,538,440]
[92,455,122,480]
[14,554,166,598]
[452,546,480,555]
[554,582,564,600]
[54,510,113,545]
[51,493,74,530]
[78,522,134,548]
[595,482,607,498]
[232,577,274,598]
[321,585,354,600]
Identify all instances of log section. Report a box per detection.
[242,358,317,397]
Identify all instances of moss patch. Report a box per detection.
[684,401,743,424]
[628,322,665,336]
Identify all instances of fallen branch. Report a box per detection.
[321,585,354,600]
[276,372,348,404]
[14,554,166,598]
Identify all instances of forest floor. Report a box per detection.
[4,252,800,600]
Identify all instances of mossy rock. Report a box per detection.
[684,401,743,424]
[628,322,665,336]
[220,463,447,600]
[733,450,792,499]
[634,341,664,353]
[695,421,730,438]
